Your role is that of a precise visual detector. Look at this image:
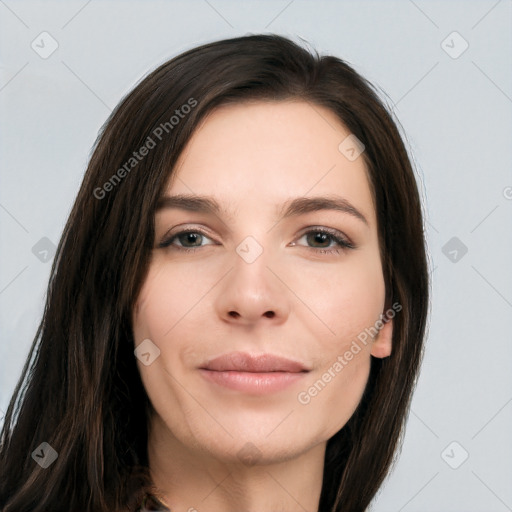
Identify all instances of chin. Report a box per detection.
[203,435,315,467]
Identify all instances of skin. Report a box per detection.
[132,100,393,512]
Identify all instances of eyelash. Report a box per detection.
[158,227,355,255]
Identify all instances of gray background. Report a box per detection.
[1,1,511,510]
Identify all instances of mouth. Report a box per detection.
[199,352,310,394]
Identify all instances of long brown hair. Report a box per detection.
[0,34,428,512]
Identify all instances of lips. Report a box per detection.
[199,352,309,394]
[200,352,309,373]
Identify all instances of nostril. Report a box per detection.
[264,311,275,318]
[228,311,240,318]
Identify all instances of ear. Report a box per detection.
[370,317,393,358]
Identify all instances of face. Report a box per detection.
[132,100,392,465]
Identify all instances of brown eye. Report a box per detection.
[159,229,215,250]
[295,228,354,252]
[176,232,203,247]
[306,232,332,248]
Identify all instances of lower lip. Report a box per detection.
[199,369,307,394]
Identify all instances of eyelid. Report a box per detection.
[293,226,355,250]
[158,225,217,249]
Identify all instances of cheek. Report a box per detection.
[289,253,383,435]
[288,250,385,345]
[132,262,216,391]
[297,352,371,442]
[133,262,201,344]
[132,264,205,438]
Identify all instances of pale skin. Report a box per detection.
[132,100,393,512]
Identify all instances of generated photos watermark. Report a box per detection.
[94,97,198,200]
[297,301,402,405]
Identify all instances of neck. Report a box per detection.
[147,414,325,512]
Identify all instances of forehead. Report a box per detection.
[166,100,375,225]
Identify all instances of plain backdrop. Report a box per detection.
[1,1,511,511]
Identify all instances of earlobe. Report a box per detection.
[370,318,393,358]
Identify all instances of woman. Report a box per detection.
[0,34,429,511]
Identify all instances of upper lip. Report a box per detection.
[200,352,309,373]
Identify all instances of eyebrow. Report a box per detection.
[156,194,368,226]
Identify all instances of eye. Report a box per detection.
[293,227,355,253]
[158,226,355,254]
[158,229,216,251]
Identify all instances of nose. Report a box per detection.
[214,246,290,327]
